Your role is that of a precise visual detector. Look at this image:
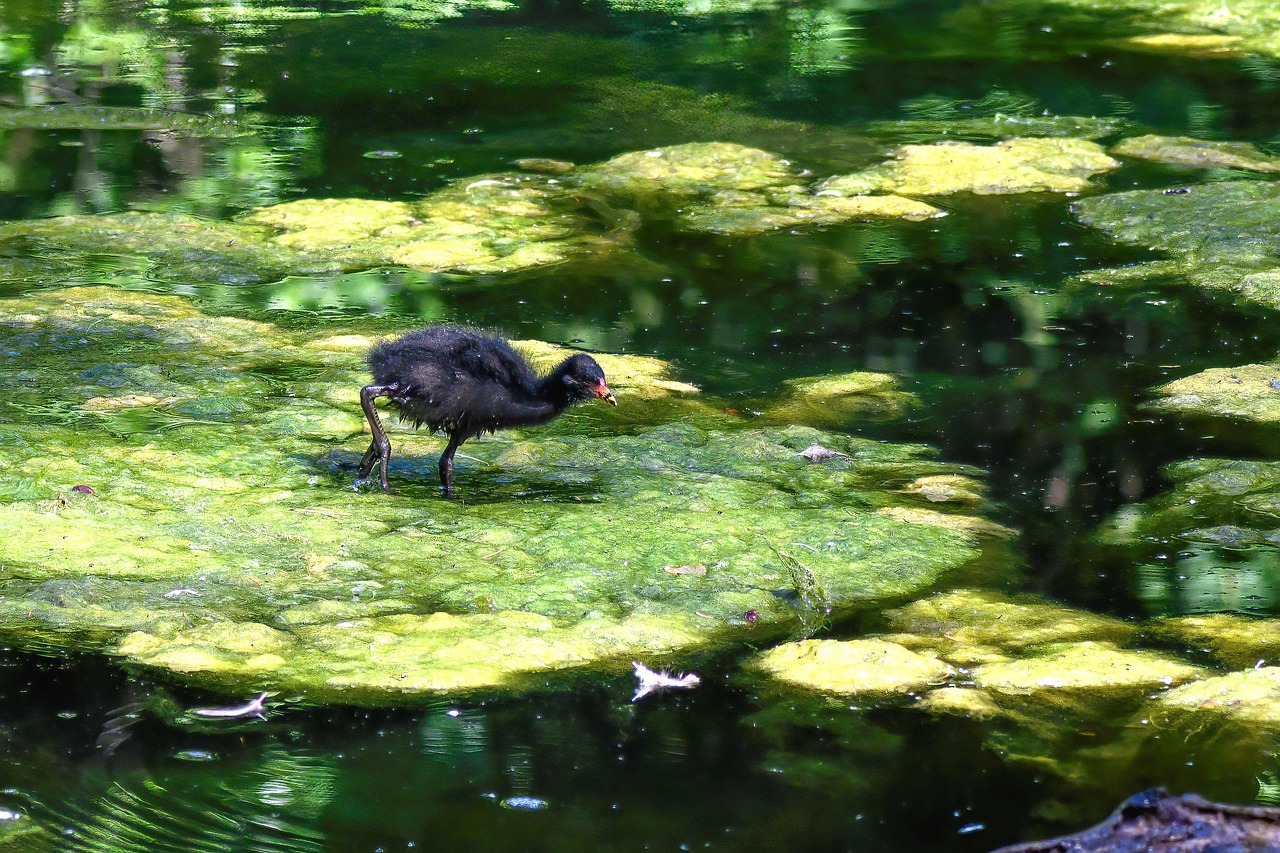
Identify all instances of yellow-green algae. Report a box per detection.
[883,588,1135,660]
[1146,363,1280,424]
[970,641,1202,695]
[744,587,1225,794]
[761,371,915,427]
[0,287,1000,704]
[1112,134,1280,173]
[1154,667,1280,724]
[1041,0,1280,61]
[819,137,1120,197]
[898,474,986,506]
[0,140,953,282]
[1074,180,1280,312]
[1143,613,1280,669]
[750,638,955,696]
[573,141,943,234]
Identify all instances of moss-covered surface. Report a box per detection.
[746,587,1229,790]
[1143,613,1280,669]
[883,588,1136,662]
[1043,0,1280,60]
[0,140,957,281]
[740,588,1234,797]
[819,137,1119,197]
[0,179,623,282]
[761,371,915,427]
[752,588,1201,704]
[1073,180,1280,312]
[970,641,1202,695]
[1154,667,1280,723]
[573,141,943,234]
[1112,135,1280,173]
[750,638,955,696]
[0,287,1001,704]
[1146,363,1280,424]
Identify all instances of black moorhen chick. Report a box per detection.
[358,325,617,496]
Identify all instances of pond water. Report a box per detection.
[6,0,1280,850]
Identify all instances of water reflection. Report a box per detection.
[1139,544,1280,617]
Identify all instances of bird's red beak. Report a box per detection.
[595,379,617,406]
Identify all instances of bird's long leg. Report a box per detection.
[359,384,396,493]
[438,433,464,499]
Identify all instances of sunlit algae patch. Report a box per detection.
[1074,180,1280,312]
[0,137,1124,282]
[745,589,1214,791]
[1111,134,1280,173]
[0,288,1000,704]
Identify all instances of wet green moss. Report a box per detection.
[750,638,955,696]
[0,288,999,704]
[1074,180,1280,311]
[1144,612,1280,669]
[1112,134,1280,173]
[821,137,1119,197]
[1144,363,1280,424]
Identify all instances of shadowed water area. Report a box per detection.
[7,0,1280,850]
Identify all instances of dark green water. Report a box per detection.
[6,0,1280,849]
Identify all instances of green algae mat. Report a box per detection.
[0,287,1000,705]
[0,137,1123,285]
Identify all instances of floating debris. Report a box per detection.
[500,796,549,811]
[192,690,269,720]
[632,661,701,701]
[796,444,850,464]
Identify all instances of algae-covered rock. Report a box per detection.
[820,138,1120,197]
[1044,0,1280,60]
[0,211,326,284]
[1144,613,1280,669]
[884,588,1136,659]
[1146,363,1280,423]
[0,173,628,283]
[676,191,942,236]
[1097,457,1280,544]
[247,175,623,275]
[898,474,986,506]
[1074,180,1280,312]
[1154,667,1280,724]
[0,288,1001,704]
[573,141,943,235]
[762,371,915,427]
[972,641,1203,695]
[1112,135,1280,173]
[751,638,955,696]
[576,142,798,201]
